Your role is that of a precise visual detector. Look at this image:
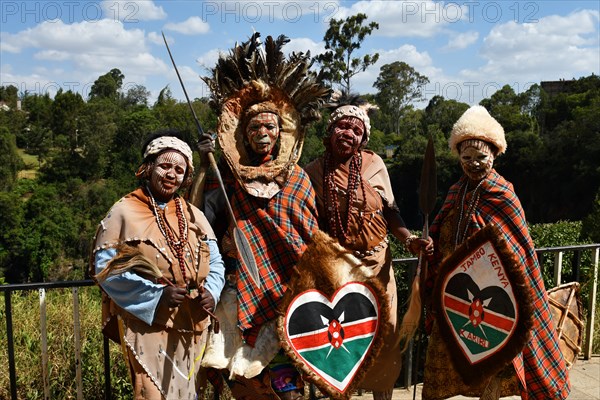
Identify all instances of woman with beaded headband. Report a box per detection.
[195,33,330,400]
[304,93,433,400]
[90,130,225,400]
[422,106,570,399]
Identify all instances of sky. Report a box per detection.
[1,0,599,107]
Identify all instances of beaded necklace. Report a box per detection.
[324,151,366,243]
[147,186,189,282]
[454,178,484,248]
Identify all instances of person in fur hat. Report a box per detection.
[304,94,433,400]
[422,105,570,399]
[90,130,226,399]
[195,33,330,400]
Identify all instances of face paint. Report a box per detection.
[148,150,187,201]
[245,112,280,155]
[329,116,365,161]
[459,145,495,182]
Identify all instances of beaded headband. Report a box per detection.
[458,139,495,155]
[327,105,371,145]
[143,136,194,175]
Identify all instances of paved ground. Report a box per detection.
[348,356,599,400]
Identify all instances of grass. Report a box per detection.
[0,287,132,400]
[17,149,39,180]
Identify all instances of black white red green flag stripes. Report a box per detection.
[433,224,533,384]
[282,283,380,395]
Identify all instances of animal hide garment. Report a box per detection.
[277,230,389,400]
[200,286,280,379]
[433,224,534,385]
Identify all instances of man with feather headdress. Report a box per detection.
[194,33,330,400]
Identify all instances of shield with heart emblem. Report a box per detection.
[433,224,534,385]
[277,231,389,400]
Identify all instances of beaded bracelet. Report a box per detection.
[404,234,419,253]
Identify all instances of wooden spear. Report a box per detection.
[161,32,261,289]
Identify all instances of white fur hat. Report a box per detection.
[449,105,506,156]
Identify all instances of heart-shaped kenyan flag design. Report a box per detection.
[440,240,518,364]
[283,282,380,394]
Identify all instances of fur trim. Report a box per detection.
[202,33,330,198]
[433,224,533,385]
[277,230,389,400]
[200,287,280,378]
[449,105,506,156]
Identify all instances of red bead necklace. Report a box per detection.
[324,151,366,243]
[147,188,189,282]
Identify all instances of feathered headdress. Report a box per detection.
[203,33,331,198]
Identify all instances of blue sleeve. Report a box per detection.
[203,239,225,309]
[95,248,163,326]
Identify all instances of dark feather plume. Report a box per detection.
[202,32,330,125]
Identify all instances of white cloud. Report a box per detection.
[164,16,210,35]
[198,1,341,23]
[196,49,223,72]
[0,19,169,98]
[337,0,467,38]
[352,44,439,95]
[287,37,325,57]
[461,9,599,84]
[147,31,164,45]
[101,0,166,22]
[443,31,479,51]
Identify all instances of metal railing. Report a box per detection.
[1,243,599,399]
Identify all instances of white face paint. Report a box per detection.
[245,112,280,155]
[148,150,187,201]
[459,145,495,182]
[329,116,365,161]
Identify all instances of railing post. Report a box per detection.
[554,251,563,286]
[5,290,18,399]
[40,288,50,400]
[73,287,83,399]
[584,247,599,359]
[103,336,112,400]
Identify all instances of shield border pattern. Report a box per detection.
[433,224,534,385]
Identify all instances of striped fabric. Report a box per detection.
[222,165,319,338]
[427,170,570,400]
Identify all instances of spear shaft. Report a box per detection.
[161,32,261,288]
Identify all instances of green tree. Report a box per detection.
[423,95,469,138]
[315,13,379,92]
[0,85,19,108]
[374,61,429,134]
[0,190,25,280]
[480,85,535,133]
[76,98,120,180]
[51,89,84,150]
[108,108,160,185]
[581,190,600,242]
[0,127,24,190]
[123,84,151,108]
[89,68,125,101]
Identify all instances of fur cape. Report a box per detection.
[277,231,390,400]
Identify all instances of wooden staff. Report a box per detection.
[161,32,261,289]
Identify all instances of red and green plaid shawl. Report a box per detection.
[428,170,570,400]
[224,165,318,340]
